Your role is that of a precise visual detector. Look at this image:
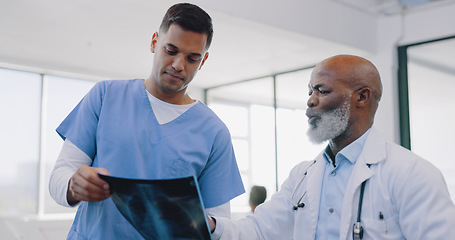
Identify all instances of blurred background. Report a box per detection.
[1,0,454,238]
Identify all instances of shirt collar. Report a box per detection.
[323,128,372,165]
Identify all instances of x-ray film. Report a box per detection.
[98,174,211,240]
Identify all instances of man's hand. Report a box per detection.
[206,214,216,233]
[67,165,111,205]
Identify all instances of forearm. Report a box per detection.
[49,139,92,207]
[210,188,293,239]
[210,162,310,239]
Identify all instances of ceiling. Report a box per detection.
[0,0,452,90]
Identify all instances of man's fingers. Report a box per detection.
[96,167,110,176]
[71,175,109,201]
[70,177,110,202]
[76,166,109,188]
[69,166,111,202]
[94,167,111,191]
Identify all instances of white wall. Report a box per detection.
[371,14,403,143]
[401,3,455,45]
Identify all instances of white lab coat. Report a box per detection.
[215,128,455,239]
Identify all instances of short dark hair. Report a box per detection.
[249,185,267,206]
[160,3,214,49]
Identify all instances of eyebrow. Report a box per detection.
[308,83,325,89]
[166,43,202,58]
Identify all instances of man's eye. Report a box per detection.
[165,48,177,55]
[188,56,201,63]
[187,57,197,63]
[318,89,330,94]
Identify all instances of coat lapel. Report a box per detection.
[339,158,373,239]
[339,127,387,240]
[305,152,327,238]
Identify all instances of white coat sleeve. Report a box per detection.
[212,162,310,240]
[206,202,231,218]
[48,139,92,207]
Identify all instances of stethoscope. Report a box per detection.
[289,160,370,240]
[289,160,316,211]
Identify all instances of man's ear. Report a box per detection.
[356,87,372,106]
[151,32,158,53]
[199,52,209,70]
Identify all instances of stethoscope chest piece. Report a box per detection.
[290,161,316,211]
[292,203,305,211]
[353,222,364,240]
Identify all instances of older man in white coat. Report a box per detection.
[207,54,455,239]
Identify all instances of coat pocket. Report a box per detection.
[361,214,403,239]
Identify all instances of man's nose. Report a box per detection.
[172,55,185,72]
[307,95,318,108]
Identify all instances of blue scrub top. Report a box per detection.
[57,79,244,239]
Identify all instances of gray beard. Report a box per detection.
[306,100,350,144]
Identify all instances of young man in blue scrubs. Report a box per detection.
[49,3,244,239]
[208,54,455,239]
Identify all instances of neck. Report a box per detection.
[144,77,193,105]
[329,125,371,156]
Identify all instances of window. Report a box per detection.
[0,68,97,218]
[0,68,41,217]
